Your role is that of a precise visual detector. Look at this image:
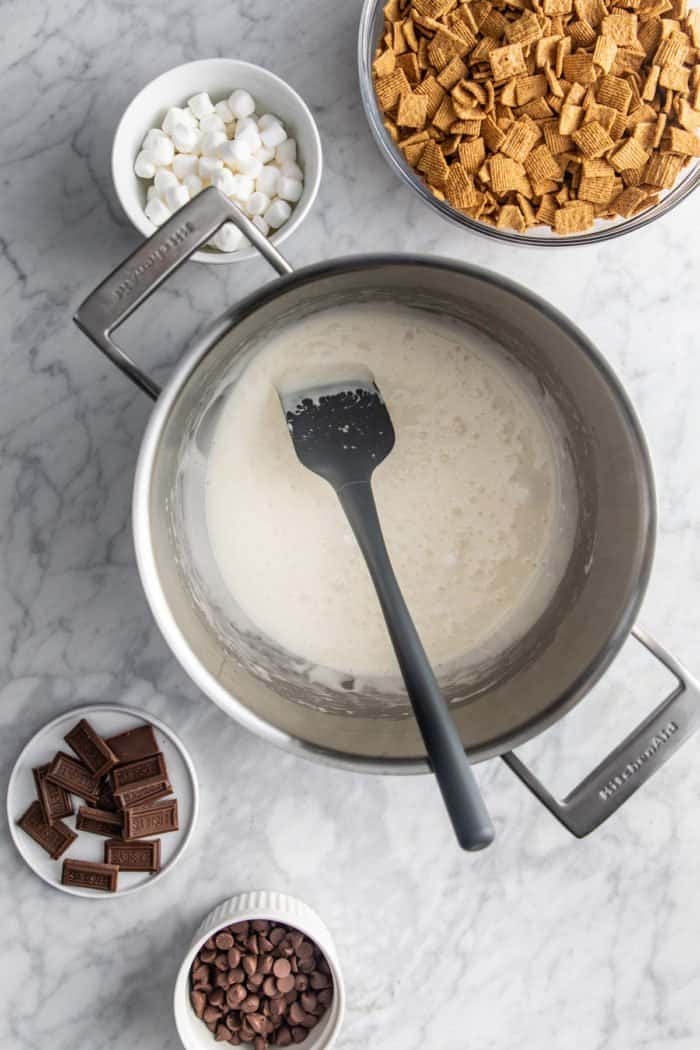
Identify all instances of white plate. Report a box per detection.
[7,704,199,899]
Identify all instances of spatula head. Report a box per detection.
[278,365,395,490]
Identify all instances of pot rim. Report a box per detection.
[132,253,657,772]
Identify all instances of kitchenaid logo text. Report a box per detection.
[598,721,678,802]
[113,220,195,300]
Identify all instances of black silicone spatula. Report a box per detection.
[278,366,494,851]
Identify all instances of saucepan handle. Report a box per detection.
[73,188,293,400]
[502,626,700,837]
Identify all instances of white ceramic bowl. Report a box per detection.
[112,59,323,264]
[174,891,345,1050]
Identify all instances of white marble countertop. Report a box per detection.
[2,1,700,1048]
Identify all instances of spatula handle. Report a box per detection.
[337,481,494,851]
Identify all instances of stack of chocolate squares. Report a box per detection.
[17,718,179,892]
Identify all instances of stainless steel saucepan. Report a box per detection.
[75,188,700,838]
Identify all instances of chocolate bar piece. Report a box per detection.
[123,798,179,838]
[96,777,119,813]
[45,752,101,805]
[105,724,158,763]
[112,752,168,790]
[32,764,73,824]
[62,858,118,892]
[17,801,77,860]
[64,718,118,777]
[76,806,123,837]
[104,838,161,872]
[114,776,172,809]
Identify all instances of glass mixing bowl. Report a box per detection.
[358,0,700,246]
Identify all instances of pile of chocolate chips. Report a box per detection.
[190,919,333,1047]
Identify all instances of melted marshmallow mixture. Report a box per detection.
[204,303,576,678]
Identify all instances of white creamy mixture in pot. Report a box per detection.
[204,302,577,678]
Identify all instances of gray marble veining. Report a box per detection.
[1,1,700,1048]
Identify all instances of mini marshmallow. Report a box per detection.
[215,100,234,125]
[260,121,287,149]
[236,125,262,153]
[134,150,157,179]
[281,161,303,180]
[235,116,258,137]
[172,124,200,154]
[277,176,303,203]
[275,138,297,164]
[257,114,279,131]
[162,107,190,134]
[184,174,204,197]
[147,185,161,201]
[201,130,227,156]
[211,167,237,196]
[236,154,263,178]
[145,197,172,227]
[188,92,215,119]
[199,113,226,134]
[246,191,270,216]
[264,198,292,228]
[151,135,175,166]
[165,183,190,211]
[255,165,279,197]
[212,222,246,253]
[228,89,256,119]
[172,153,199,179]
[154,168,180,194]
[143,128,168,151]
[199,155,223,180]
[219,138,252,168]
[252,215,270,236]
[230,173,255,203]
[254,145,276,164]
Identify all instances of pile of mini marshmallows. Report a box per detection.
[134,90,303,253]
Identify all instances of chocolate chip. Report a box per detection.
[305,1012,320,1030]
[294,975,308,992]
[229,922,249,936]
[253,1038,266,1050]
[300,992,317,1014]
[240,995,260,1015]
[248,1012,266,1034]
[215,973,230,990]
[215,953,229,971]
[276,975,295,994]
[200,948,217,963]
[226,985,246,1009]
[240,1024,255,1042]
[275,1028,292,1047]
[191,990,206,1018]
[269,927,286,946]
[263,976,278,997]
[209,989,225,1007]
[203,1006,222,1024]
[273,958,291,978]
[228,967,244,984]
[215,1023,233,1042]
[215,932,235,950]
[227,947,241,968]
[317,988,332,1006]
[298,957,315,974]
[258,936,274,953]
[243,954,257,977]
[192,964,209,985]
[288,1003,305,1026]
[310,971,330,990]
[205,937,217,950]
[225,1012,241,1031]
[259,954,274,975]
[252,919,269,932]
[291,1026,307,1044]
[248,972,265,989]
[297,940,314,961]
[246,934,259,954]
